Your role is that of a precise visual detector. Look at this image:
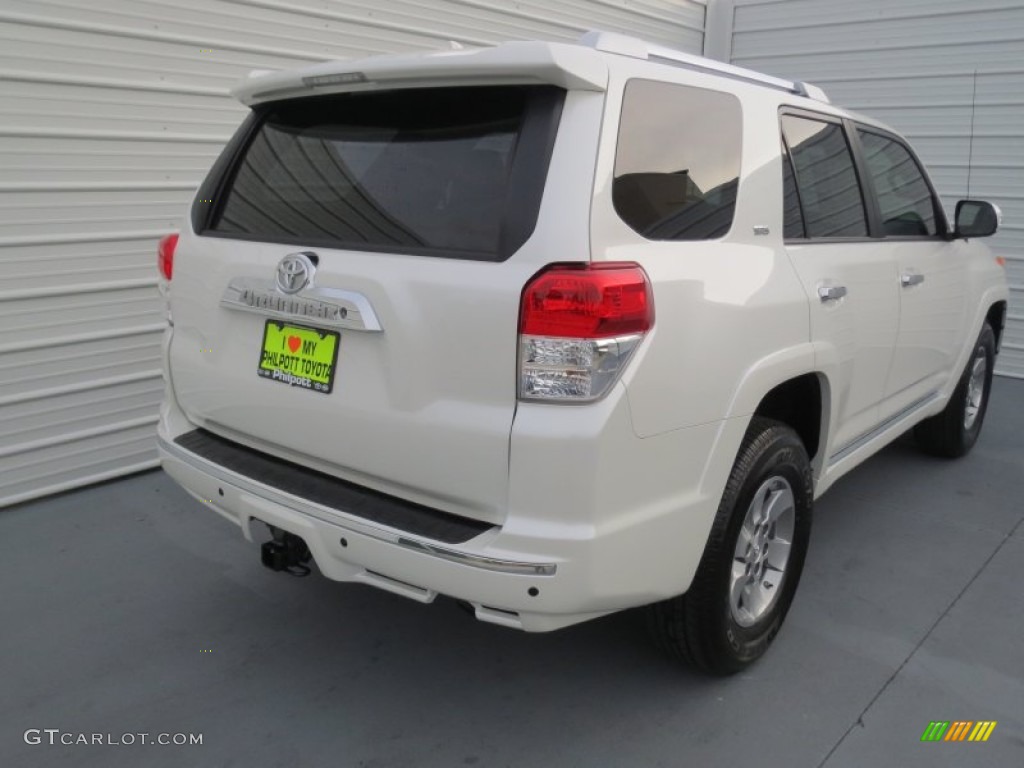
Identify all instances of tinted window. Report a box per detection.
[206,86,563,259]
[613,80,742,240]
[781,115,868,238]
[782,142,805,239]
[857,129,938,236]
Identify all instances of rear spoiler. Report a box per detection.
[231,41,610,106]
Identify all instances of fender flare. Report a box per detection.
[947,287,1011,398]
[697,343,831,501]
[724,342,824,420]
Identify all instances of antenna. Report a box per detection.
[966,69,978,200]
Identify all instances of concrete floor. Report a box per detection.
[3,379,1023,768]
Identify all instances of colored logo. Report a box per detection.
[921,721,997,742]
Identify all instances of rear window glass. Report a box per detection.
[203,86,563,259]
[613,79,742,240]
[781,115,868,238]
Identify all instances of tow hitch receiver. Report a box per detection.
[260,525,312,577]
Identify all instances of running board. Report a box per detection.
[828,392,940,467]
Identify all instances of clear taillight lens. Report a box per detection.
[518,263,654,403]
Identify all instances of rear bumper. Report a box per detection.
[158,386,739,632]
[160,431,553,576]
[161,433,576,630]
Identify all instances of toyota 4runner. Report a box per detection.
[157,31,1009,674]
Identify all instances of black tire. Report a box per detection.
[647,417,813,675]
[914,323,996,459]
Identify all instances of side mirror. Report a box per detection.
[954,200,1000,238]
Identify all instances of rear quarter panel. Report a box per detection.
[588,67,811,438]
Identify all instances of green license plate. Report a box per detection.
[257,321,340,394]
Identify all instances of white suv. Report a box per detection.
[157,32,1008,674]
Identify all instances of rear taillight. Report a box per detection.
[518,263,654,402]
[158,233,178,280]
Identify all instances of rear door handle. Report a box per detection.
[901,272,925,287]
[818,284,848,303]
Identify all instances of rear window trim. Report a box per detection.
[192,86,565,262]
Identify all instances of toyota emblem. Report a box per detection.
[275,252,316,294]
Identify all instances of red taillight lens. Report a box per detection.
[519,263,654,338]
[158,233,178,280]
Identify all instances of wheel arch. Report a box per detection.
[722,344,831,486]
[986,300,1007,353]
[944,287,1010,402]
[751,373,829,468]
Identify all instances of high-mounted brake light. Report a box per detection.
[158,233,178,281]
[518,263,654,402]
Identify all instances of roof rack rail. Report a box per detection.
[577,30,829,103]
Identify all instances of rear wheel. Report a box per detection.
[914,323,995,458]
[647,417,813,675]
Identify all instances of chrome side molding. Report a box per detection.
[220,277,383,332]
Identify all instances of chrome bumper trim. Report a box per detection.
[395,538,556,576]
[158,434,557,577]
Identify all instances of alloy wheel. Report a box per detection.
[729,476,795,628]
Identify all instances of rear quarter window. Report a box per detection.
[612,79,742,241]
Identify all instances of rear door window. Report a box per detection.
[856,128,939,237]
[613,79,742,240]
[200,86,564,260]
[781,115,868,238]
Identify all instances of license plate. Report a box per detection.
[257,321,339,394]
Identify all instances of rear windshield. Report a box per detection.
[199,86,563,261]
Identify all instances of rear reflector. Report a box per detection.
[158,233,178,280]
[519,263,653,402]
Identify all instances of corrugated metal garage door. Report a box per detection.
[0,0,706,507]
[726,0,1024,378]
